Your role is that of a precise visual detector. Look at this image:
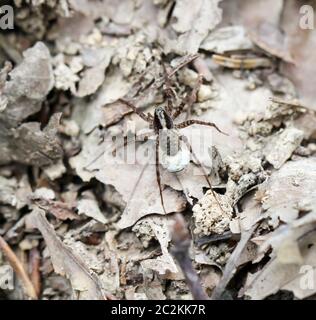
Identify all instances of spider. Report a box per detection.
[117,77,226,214]
[85,56,227,214]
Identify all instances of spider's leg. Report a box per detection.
[172,74,202,120]
[147,113,154,122]
[167,54,199,79]
[172,100,186,120]
[175,119,228,135]
[155,135,167,214]
[185,74,202,120]
[118,99,151,122]
[180,135,225,214]
[162,62,175,115]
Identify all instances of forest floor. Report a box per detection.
[0,0,316,300]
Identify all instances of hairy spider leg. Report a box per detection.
[176,119,228,135]
[155,135,167,214]
[172,74,202,120]
[118,99,152,122]
[167,53,199,79]
[162,62,177,115]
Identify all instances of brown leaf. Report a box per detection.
[244,211,316,299]
[31,198,78,221]
[29,209,108,300]
[248,22,294,63]
[0,42,62,166]
[260,158,316,227]
[163,0,222,54]
[280,0,316,110]
[1,42,54,127]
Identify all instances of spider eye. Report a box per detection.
[155,107,164,115]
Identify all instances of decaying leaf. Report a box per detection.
[77,198,107,224]
[31,197,78,221]
[248,21,294,63]
[1,42,54,126]
[71,128,187,228]
[135,215,182,278]
[260,158,316,226]
[28,209,108,300]
[263,127,304,169]
[74,48,114,97]
[201,25,253,53]
[280,0,316,110]
[0,42,62,166]
[164,0,223,54]
[244,211,316,300]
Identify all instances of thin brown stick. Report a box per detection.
[29,248,41,297]
[0,236,38,299]
[171,214,208,300]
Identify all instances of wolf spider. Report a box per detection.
[85,57,227,214]
[118,70,227,214]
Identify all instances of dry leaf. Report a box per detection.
[29,209,108,300]
[77,198,107,224]
[164,0,223,54]
[135,215,182,278]
[74,48,113,97]
[201,26,253,53]
[280,0,316,110]
[244,211,316,300]
[0,42,62,166]
[248,22,294,63]
[263,127,304,169]
[260,158,316,226]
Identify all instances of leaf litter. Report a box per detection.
[0,0,316,300]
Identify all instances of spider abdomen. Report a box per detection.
[159,129,190,173]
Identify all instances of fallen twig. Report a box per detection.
[170,214,208,300]
[29,247,41,297]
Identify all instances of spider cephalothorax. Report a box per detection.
[153,106,174,131]
[153,106,181,158]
